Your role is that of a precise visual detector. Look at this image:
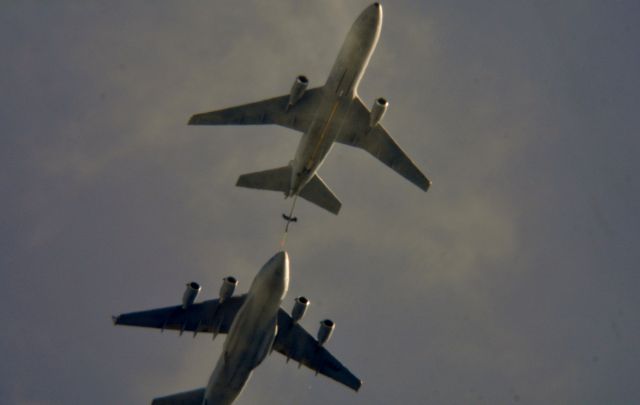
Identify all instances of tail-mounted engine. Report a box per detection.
[291,296,310,323]
[369,97,388,127]
[182,282,201,309]
[219,276,238,303]
[317,319,335,346]
[287,75,309,109]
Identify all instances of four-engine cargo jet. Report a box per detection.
[113,251,361,404]
[189,3,431,215]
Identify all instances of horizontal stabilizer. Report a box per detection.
[299,174,341,215]
[236,165,291,193]
[151,388,205,405]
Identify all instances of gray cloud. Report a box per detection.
[1,1,639,404]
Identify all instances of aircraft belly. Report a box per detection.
[291,98,352,195]
[205,357,253,405]
[203,252,287,403]
[206,302,278,404]
[224,295,278,355]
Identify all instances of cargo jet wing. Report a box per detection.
[113,296,246,335]
[336,96,431,191]
[114,297,361,391]
[188,87,324,133]
[272,309,362,391]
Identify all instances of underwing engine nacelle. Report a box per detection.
[219,276,238,303]
[182,282,201,309]
[369,97,388,127]
[287,75,309,109]
[317,319,335,346]
[291,296,309,323]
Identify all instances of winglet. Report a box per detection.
[423,177,432,192]
[187,114,202,125]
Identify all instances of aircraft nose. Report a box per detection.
[368,2,382,22]
[272,251,289,271]
[270,251,290,294]
[267,250,289,281]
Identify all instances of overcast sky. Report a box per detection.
[2,1,640,404]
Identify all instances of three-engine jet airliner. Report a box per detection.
[189,3,431,215]
[113,251,360,404]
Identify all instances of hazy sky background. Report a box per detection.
[2,1,639,404]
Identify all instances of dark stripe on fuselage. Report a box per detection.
[291,4,381,195]
[336,69,348,94]
[306,100,341,169]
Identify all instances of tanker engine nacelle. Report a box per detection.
[219,276,237,303]
[287,75,309,109]
[182,281,201,309]
[317,319,335,346]
[291,296,310,323]
[369,97,388,127]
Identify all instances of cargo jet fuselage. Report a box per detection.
[204,251,289,404]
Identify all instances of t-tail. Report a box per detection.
[236,164,341,215]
